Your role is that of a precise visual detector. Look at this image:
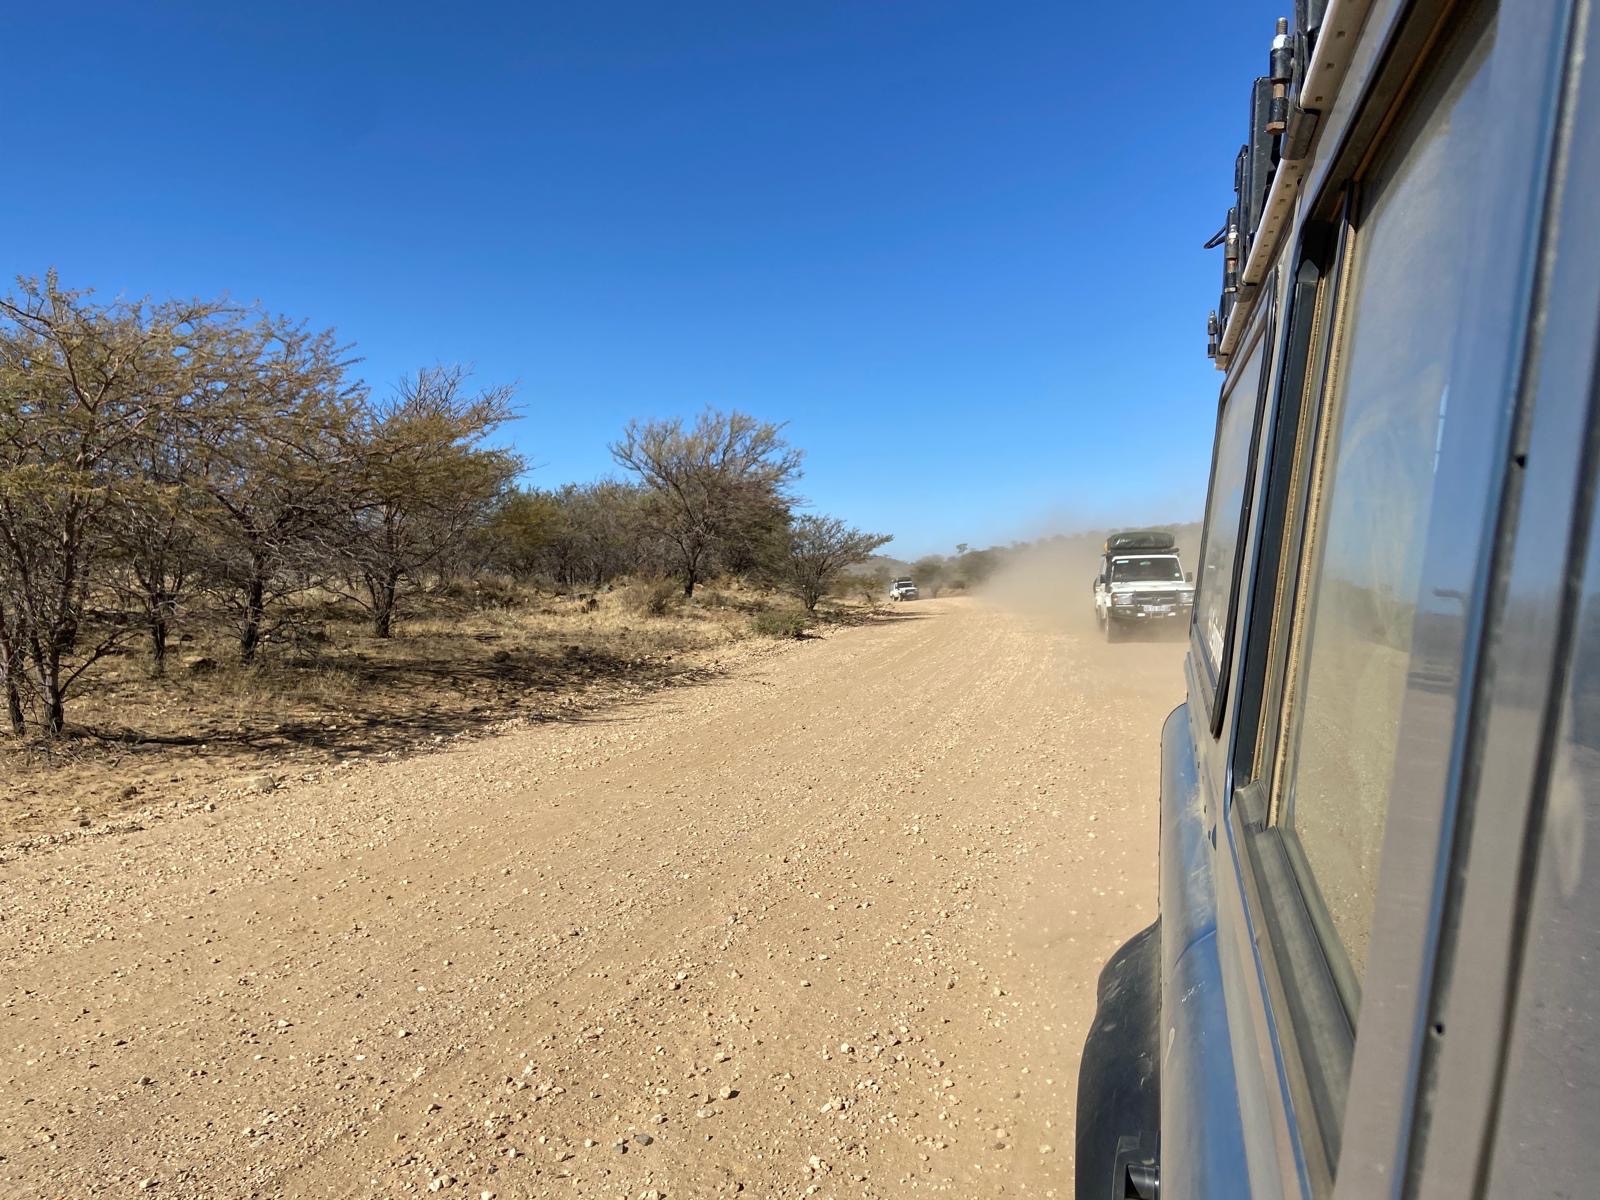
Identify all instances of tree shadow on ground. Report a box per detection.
[815,605,930,628]
[66,641,720,762]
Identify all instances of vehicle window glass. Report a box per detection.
[1195,336,1265,673]
[1277,16,1495,1001]
[1112,557,1182,583]
[1485,521,1600,1194]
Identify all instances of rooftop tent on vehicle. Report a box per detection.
[1104,530,1177,554]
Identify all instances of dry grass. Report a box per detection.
[1,577,832,841]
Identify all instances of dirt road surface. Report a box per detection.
[2,597,1185,1199]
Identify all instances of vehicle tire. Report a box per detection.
[1105,618,1122,643]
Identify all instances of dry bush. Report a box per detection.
[750,608,811,639]
[688,576,772,614]
[833,568,887,607]
[619,577,680,618]
[430,575,527,611]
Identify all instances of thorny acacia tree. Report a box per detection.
[339,366,520,637]
[768,514,891,611]
[471,488,561,582]
[454,481,656,592]
[542,481,651,590]
[610,408,802,596]
[0,275,235,733]
[196,318,363,664]
[484,481,649,590]
[113,318,250,677]
[117,410,204,677]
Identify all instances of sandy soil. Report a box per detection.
[0,594,1184,1199]
[0,586,776,843]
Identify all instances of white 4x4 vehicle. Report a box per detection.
[889,577,919,601]
[1092,531,1193,641]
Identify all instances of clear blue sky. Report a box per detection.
[6,1,1282,559]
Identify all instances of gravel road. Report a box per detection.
[1,597,1184,1199]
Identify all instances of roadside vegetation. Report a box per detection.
[0,274,890,832]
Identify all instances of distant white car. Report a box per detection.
[889,577,919,601]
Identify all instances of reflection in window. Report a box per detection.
[1195,337,1265,675]
[1485,578,1600,1194]
[1279,14,1494,1002]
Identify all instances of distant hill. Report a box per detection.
[859,553,913,577]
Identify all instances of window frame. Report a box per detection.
[1263,165,1396,1024]
[1220,216,1358,1192]
[1232,216,1346,790]
[1191,292,1277,736]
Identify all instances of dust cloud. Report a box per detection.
[974,523,1203,651]
[978,534,1110,634]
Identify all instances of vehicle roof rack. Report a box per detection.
[1105,530,1178,554]
[1206,1,1373,370]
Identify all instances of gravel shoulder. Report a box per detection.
[1,596,1184,1199]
